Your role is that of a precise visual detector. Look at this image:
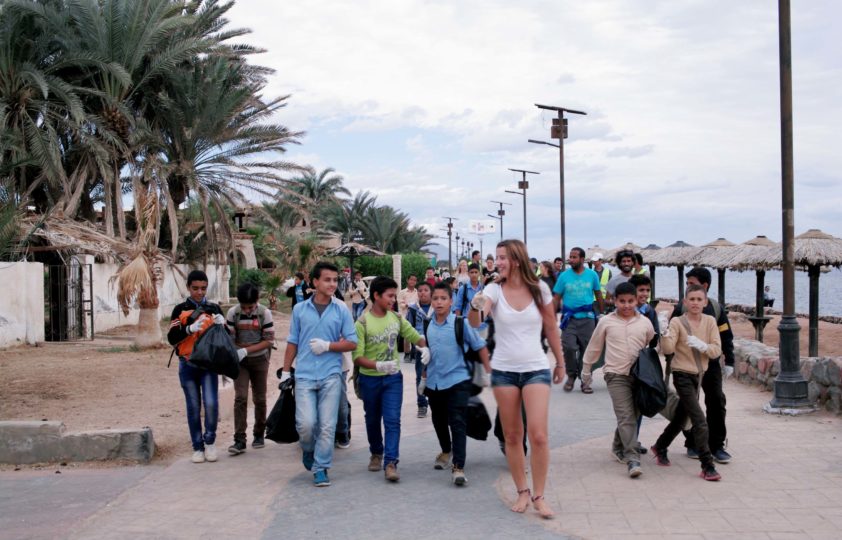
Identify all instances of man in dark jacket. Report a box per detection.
[286,272,312,308]
[670,267,735,464]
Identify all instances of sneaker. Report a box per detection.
[627,461,642,478]
[434,452,451,470]
[302,451,314,471]
[417,406,427,418]
[700,465,722,481]
[612,448,626,463]
[313,470,331,487]
[368,454,383,472]
[228,440,246,456]
[191,450,206,463]
[636,442,648,455]
[686,447,700,460]
[452,466,467,486]
[204,444,218,462]
[650,445,670,466]
[252,436,265,449]
[713,448,732,464]
[335,435,351,449]
[384,463,400,482]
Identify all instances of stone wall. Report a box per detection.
[734,338,842,414]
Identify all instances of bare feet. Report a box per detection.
[532,495,555,519]
[511,488,531,513]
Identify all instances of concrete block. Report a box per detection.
[0,421,154,464]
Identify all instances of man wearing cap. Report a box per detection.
[591,253,612,309]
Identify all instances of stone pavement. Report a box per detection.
[1,362,840,539]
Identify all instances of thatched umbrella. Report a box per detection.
[585,244,608,261]
[604,242,642,263]
[689,238,737,305]
[327,242,387,282]
[792,229,842,355]
[640,244,661,297]
[645,240,699,300]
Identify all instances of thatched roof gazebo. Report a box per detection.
[645,240,699,300]
[688,238,737,306]
[604,242,642,263]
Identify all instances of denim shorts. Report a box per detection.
[491,368,552,389]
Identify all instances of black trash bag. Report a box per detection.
[265,378,299,444]
[465,396,492,441]
[632,347,667,418]
[189,324,240,379]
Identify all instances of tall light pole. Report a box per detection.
[489,200,510,241]
[506,168,539,245]
[770,0,810,411]
[443,217,458,270]
[534,103,586,266]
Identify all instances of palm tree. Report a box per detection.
[322,190,376,243]
[286,167,350,228]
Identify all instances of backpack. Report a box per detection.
[423,315,483,396]
[230,303,275,359]
[351,311,404,399]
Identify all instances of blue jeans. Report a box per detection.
[413,348,428,407]
[295,373,343,473]
[178,360,218,451]
[352,302,366,321]
[358,372,403,466]
[491,368,552,388]
[336,370,350,441]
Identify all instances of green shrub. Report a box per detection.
[353,252,433,288]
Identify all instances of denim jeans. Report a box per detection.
[490,368,552,388]
[335,370,350,441]
[178,360,219,451]
[352,302,366,321]
[295,373,343,473]
[426,380,471,468]
[358,372,403,467]
[413,348,428,407]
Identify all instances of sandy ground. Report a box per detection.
[2,299,839,469]
[0,310,290,468]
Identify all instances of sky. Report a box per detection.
[227,0,842,261]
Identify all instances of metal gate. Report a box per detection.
[44,262,94,341]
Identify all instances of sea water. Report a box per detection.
[627,266,842,317]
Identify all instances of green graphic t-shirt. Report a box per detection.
[353,311,422,376]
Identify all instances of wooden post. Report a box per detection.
[808,265,819,357]
[677,265,685,300]
[717,268,726,307]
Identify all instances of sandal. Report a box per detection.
[531,494,555,519]
[511,487,531,513]
[581,382,593,394]
[563,378,575,392]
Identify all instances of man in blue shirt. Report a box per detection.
[453,263,483,316]
[281,262,358,487]
[421,282,490,486]
[407,281,434,418]
[552,247,604,394]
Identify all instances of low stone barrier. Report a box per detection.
[734,338,842,414]
[0,421,154,464]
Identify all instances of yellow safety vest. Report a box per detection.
[593,267,611,300]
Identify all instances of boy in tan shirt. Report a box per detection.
[651,284,723,481]
[582,282,654,478]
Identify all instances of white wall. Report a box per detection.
[0,261,230,348]
[0,262,45,347]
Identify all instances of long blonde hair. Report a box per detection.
[497,239,543,307]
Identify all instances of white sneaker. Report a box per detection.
[204,444,218,462]
[191,450,206,463]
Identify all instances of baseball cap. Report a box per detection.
[591,252,604,261]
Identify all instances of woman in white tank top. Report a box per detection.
[469,239,564,519]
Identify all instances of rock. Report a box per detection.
[827,387,842,415]
[828,358,842,386]
[808,381,822,404]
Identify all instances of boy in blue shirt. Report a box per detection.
[407,281,434,418]
[421,282,490,486]
[281,262,358,487]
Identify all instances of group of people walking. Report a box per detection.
[167,239,736,519]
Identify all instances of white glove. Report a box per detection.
[417,377,426,395]
[418,346,431,365]
[470,292,487,311]
[237,348,248,361]
[657,311,671,334]
[480,369,491,387]
[375,361,399,375]
[723,365,735,379]
[279,371,291,383]
[187,317,205,334]
[686,335,709,353]
[212,313,226,325]
[309,338,331,355]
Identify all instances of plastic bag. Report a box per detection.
[189,324,240,379]
[265,378,299,444]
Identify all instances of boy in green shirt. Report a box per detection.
[354,276,429,482]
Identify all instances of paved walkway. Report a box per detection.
[1,363,841,539]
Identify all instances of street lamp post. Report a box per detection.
[443,217,458,270]
[489,200,510,241]
[534,103,586,265]
[769,0,810,411]
[506,168,539,244]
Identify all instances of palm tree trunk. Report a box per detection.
[115,164,126,240]
[134,306,162,348]
[103,175,115,237]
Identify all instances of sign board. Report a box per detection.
[469,220,497,235]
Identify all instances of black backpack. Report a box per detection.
[423,315,482,396]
